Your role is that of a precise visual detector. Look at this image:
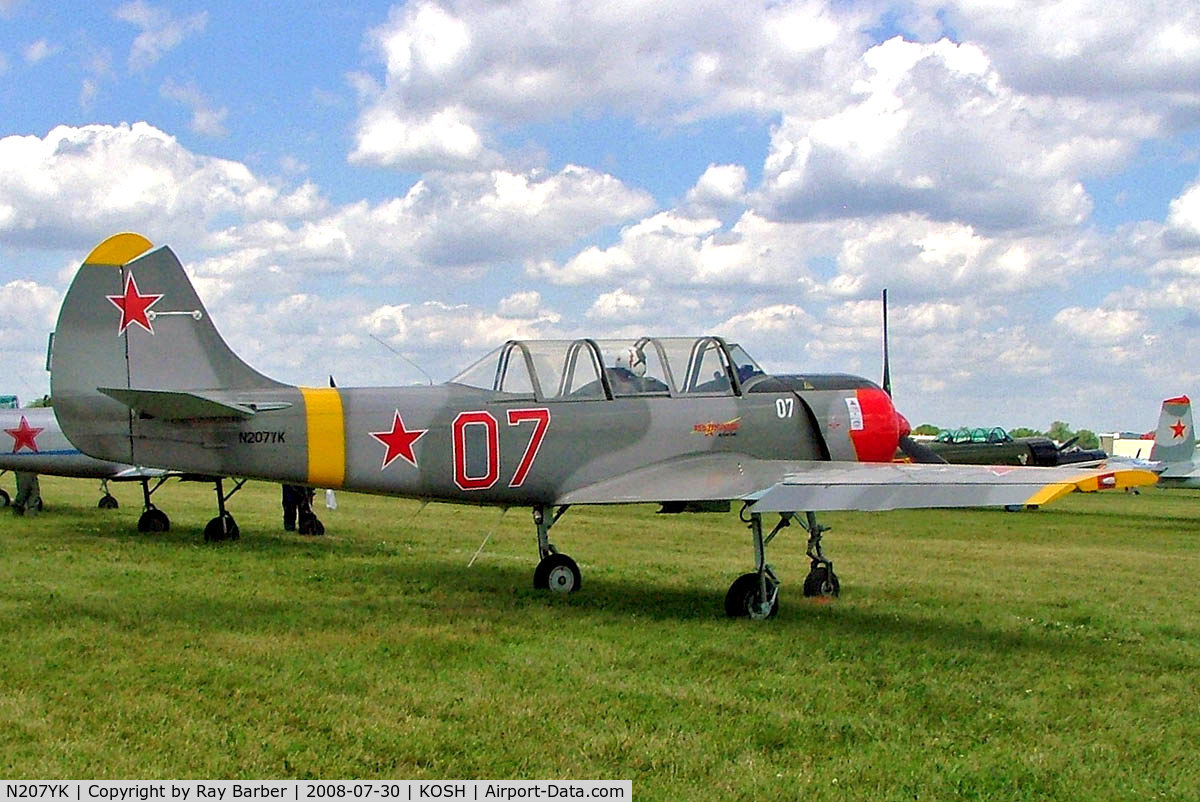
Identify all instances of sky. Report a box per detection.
[1,0,1199,433]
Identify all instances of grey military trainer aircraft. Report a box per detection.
[48,233,1156,617]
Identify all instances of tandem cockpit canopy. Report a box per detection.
[450,336,766,401]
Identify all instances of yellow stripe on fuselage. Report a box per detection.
[300,387,345,487]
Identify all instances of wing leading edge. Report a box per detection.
[555,455,1158,512]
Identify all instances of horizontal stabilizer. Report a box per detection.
[109,466,171,479]
[99,387,256,421]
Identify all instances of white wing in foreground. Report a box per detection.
[555,454,1157,512]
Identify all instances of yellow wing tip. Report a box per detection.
[83,232,154,266]
[1025,483,1075,506]
[1024,468,1159,506]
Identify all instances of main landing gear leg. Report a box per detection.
[135,477,171,532]
[801,511,839,598]
[531,504,580,593]
[725,510,789,618]
[203,478,246,542]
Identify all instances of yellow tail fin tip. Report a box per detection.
[84,232,154,266]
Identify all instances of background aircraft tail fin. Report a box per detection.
[50,233,285,463]
[1148,396,1194,465]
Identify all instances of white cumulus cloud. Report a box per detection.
[115,1,207,72]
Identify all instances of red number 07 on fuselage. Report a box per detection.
[451,408,551,491]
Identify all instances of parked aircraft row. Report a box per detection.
[7,233,1168,617]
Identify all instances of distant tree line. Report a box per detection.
[912,420,1100,450]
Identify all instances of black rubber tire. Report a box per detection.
[533,553,581,593]
[203,513,239,542]
[802,564,840,598]
[98,494,119,510]
[0,488,8,508]
[138,508,170,533]
[725,572,779,618]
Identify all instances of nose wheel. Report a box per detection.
[801,511,839,598]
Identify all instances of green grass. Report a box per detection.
[1,477,1198,799]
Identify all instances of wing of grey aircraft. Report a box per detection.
[1148,395,1200,488]
[48,234,1158,618]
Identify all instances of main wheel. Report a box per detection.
[98,494,119,510]
[725,572,779,619]
[0,488,9,507]
[802,564,840,598]
[203,512,239,542]
[533,553,581,593]
[137,508,170,533]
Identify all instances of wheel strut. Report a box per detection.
[531,504,580,593]
[203,477,246,541]
[802,511,839,598]
[134,477,171,531]
[533,504,569,560]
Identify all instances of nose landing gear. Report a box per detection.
[726,508,839,618]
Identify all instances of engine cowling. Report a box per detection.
[847,385,908,463]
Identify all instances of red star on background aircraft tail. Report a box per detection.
[1149,395,1195,465]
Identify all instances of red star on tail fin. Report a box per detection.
[107,273,163,334]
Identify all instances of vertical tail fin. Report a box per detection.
[50,233,285,463]
[1149,396,1194,465]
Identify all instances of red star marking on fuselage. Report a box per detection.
[5,415,44,453]
[370,410,428,470]
[106,273,163,335]
[1171,419,1187,439]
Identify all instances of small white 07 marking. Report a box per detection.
[776,397,794,418]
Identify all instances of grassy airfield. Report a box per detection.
[1,476,1198,799]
